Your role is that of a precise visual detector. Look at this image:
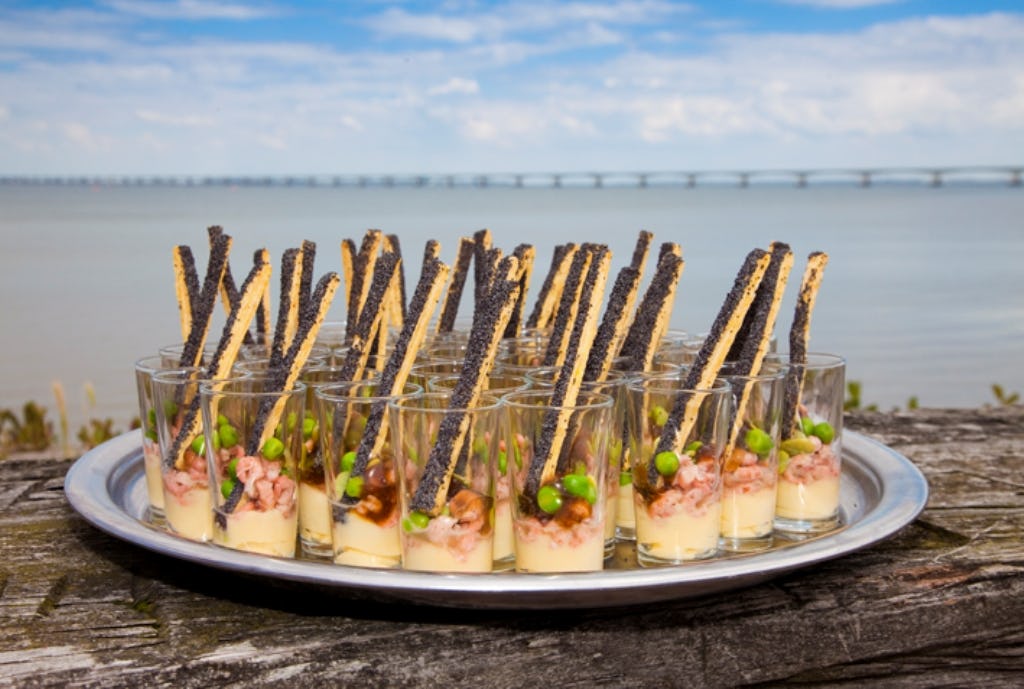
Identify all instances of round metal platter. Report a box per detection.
[64,430,927,609]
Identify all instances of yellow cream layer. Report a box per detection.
[402,535,493,573]
[143,444,165,510]
[214,508,298,557]
[720,487,775,539]
[634,499,721,562]
[616,482,635,530]
[333,512,400,568]
[493,500,514,564]
[163,484,212,542]
[776,475,840,520]
[514,523,604,573]
[297,481,332,547]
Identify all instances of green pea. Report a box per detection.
[537,485,563,514]
[211,431,221,452]
[497,449,507,474]
[147,408,157,429]
[220,478,235,499]
[217,414,230,427]
[344,476,364,499]
[800,416,815,436]
[563,474,593,500]
[812,422,835,444]
[745,427,773,456]
[684,440,703,457]
[406,511,430,531]
[144,429,158,443]
[163,400,178,420]
[302,417,316,440]
[513,438,523,469]
[619,470,633,486]
[190,435,205,455]
[227,457,239,479]
[261,437,285,461]
[473,435,488,458]
[286,411,297,433]
[219,424,238,448]
[649,404,669,427]
[655,450,680,476]
[341,450,357,472]
[781,437,816,456]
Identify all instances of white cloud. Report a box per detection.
[777,0,903,8]
[135,109,215,127]
[0,105,8,121]
[101,0,277,21]
[340,115,363,132]
[428,77,480,96]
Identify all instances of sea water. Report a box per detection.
[1,183,1021,431]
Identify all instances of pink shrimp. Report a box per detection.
[234,455,264,485]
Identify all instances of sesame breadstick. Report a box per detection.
[342,258,452,504]
[410,257,522,515]
[437,237,475,332]
[524,245,611,497]
[541,245,593,367]
[647,249,771,485]
[782,252,829,438]
[526,243,577,331]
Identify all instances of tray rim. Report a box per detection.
[64,429,928,609]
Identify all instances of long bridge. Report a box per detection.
[1,166,1020,189]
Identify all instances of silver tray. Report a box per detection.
[64,429,927,609]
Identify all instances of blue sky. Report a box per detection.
[1,0,1022,174]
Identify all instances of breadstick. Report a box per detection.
[647,249,771,485]
[171,245,199,343]
[526,243,577,330]
[542,245,592,367]
[410,257,521,515]
[503,243,535,338]
[437,237,474,333]
[618,247,684,372]
[782,251,829,437]
[177,231,231,368]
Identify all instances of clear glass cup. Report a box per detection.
[497,336,548,370]
[525,368,627,557]
[503,390,613,573]
[134,355,168,521]
[158,342,219,369]
[151,368,218,541]
[315,381,423,568]
[200,377,306,557]
[389,393,503,572]
[719,361,786,551]
[626,377,732,566]
[774,353,846,534]
[291,364,367,558]
[408,360,464,391]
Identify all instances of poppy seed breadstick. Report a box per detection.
[618,249,684,372]
[583,264,641,382]
[172,245,199,342]
[525,245,611,496]
[167,254,271,470]
[269,248,301,369]
[297,239,317,322]
[782,252,829,438]
[386,233,407,324]
[340,238,357,325]
[542,245,593,368]
[648,249,771,485]
[248,271,341,455]
[471,228,493,308]
[410,258,521,515]
[254,249,272,350]
[614,231,658,349]
[722,243,793,464]
[437,237,474,332]
[503,243,535,338]
[208,226,239,318]
[526,243,577,330]
[336,252,400,384]
[177,232,231,368]
[345,230,384,341]
[631,231,654,269]
[342,258,451,501]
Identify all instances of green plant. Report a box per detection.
[78,418,118,449]
[0,401,56,457]
[843,381,878,412]
[992,384,1020,406]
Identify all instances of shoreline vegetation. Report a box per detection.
[1,379,1018,461]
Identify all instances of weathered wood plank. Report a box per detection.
[0,407,1022,688]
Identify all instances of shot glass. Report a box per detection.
[200,377,305,557]
[158,342,219,369]
[626,378,732,566]
[389,393,503,572]
[774,353,846,534]
[503,390,613,573]
[294,364,356,558]
[525,368,627,557]
[719,362,786,551]
[315,381,422,568]
[134,355,168,521]
[151,368,216,542]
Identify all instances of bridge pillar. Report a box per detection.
[738,173,749,188]
[796,173,808,188]
[930,171,943,187]
[638,174,647,188]
[593,174,603,188]
[686,174,696,188]
[860,172,871,188]
[553,175,562,188]
[1010,170,1022,187]
[514,175,524,188]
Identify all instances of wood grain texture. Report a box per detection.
[1,407,1022,688]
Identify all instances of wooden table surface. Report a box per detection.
[2,406,1022,688]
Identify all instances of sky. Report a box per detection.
[1,0,1022,175]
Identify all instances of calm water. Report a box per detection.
[1,184,1022,432]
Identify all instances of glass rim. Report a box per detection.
[500,389,614,411]
[768,351,846,370]
[314,380,423,403]
[626,376,732,395]
[387,391,504,412]
[133,354,166,372]
[198,377,306,398]
[525,366,628,386]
